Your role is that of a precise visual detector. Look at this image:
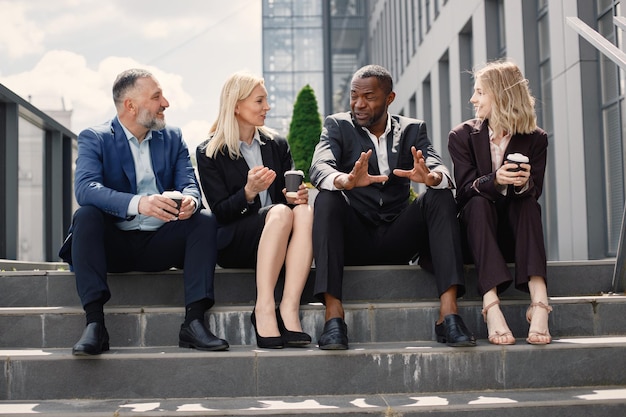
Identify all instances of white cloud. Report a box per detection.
[0,51,194,134]
[0,1,45,59]
[0,0,262,141]
[181,119,212,153]
[140,17,212,40]
[41,2,119,37]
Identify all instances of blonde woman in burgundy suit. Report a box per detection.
[448,60,552,345]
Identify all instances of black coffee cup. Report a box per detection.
[284,170,304,198]
[162,190,183,217]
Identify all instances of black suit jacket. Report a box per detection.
[196,132,294,225]
[309,112,450,225]
[448,119,548,209]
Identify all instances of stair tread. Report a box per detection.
[1,260,619,308]
[2,335,626,357]
[0,385,625,416]
[1,294,624,313]
[2,296,625,349]
[3,337,625,401]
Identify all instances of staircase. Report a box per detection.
[1,260,625,416]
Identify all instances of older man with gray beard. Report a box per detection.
[59,68,228,355]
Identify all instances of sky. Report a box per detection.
[0,0,263,151]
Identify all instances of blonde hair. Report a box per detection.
[474,60,537,135]
[204,71,275,159]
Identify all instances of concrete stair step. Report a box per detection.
[0,260,618,308]
[2,337,626,401]
[1,259,623,413]
[2,296,625,349]
[1,386,625,416]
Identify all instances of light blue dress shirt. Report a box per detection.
[239,130,272,208]
[117,120,165,231]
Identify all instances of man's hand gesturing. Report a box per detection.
[393,146,442,187]
[334,149,388,190]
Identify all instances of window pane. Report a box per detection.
[18,118,44,261]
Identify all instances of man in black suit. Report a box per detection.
[309,64,475,349]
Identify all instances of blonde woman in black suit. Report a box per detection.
[196,72,312,349]
[448,60,552,345]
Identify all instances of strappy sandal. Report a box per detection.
[526,301,553,345]
[482,300,516,345]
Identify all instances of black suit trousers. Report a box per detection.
[70,206,218,308]
[312,188,465,301]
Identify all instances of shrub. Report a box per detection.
[287,85,322,182]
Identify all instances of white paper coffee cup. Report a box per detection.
[284,170,304,198]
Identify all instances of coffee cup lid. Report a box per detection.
[506,153,529,163]
[284,170,304,177]
[163,190,183,198]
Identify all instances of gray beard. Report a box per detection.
[137,108,166,130]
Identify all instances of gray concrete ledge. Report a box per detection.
[1,337,626,401]
[0,386,625,416]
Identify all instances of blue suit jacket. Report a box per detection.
[74,117,200,223]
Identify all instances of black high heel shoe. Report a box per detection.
[250,309,284,349]
[276,307,311,347]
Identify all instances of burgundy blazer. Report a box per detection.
[448,119,548,209]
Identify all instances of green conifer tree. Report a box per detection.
[287,84,322,182]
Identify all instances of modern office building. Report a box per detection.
[373,0,622,262]
[262,0,369,135]
[263,0,626,263]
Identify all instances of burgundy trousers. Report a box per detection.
[460,196,547,295]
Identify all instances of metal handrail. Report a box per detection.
[566,16,626,293]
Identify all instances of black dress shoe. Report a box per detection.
[250,310,284,349]
[179,319,229,351]
[72,322,110,356]
[435,314,477,347]
[318,317,348,350]
[276,308,311,347]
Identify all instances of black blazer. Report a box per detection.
[448,119,548,209]
[196,132,294,225]
[309,112,450,225]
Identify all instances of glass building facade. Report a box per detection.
[261,0,626,262]
[262,0,369,135]
[367,0,626,262]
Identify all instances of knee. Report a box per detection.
[427,188,454,203]
[424,189,457,215]
[464,197,492,213]
[292,204,314,228]
[73,205,104,222]
[266,204,294,231]
[72,206,105,232]
[313,190,345,217]
[462,197,494,224]
[517,197,541,211]
[189,209,218,232]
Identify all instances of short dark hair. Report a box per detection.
[112,68,153,107]
[352,65,393,94]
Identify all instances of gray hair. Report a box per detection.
[112,68,153,107]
